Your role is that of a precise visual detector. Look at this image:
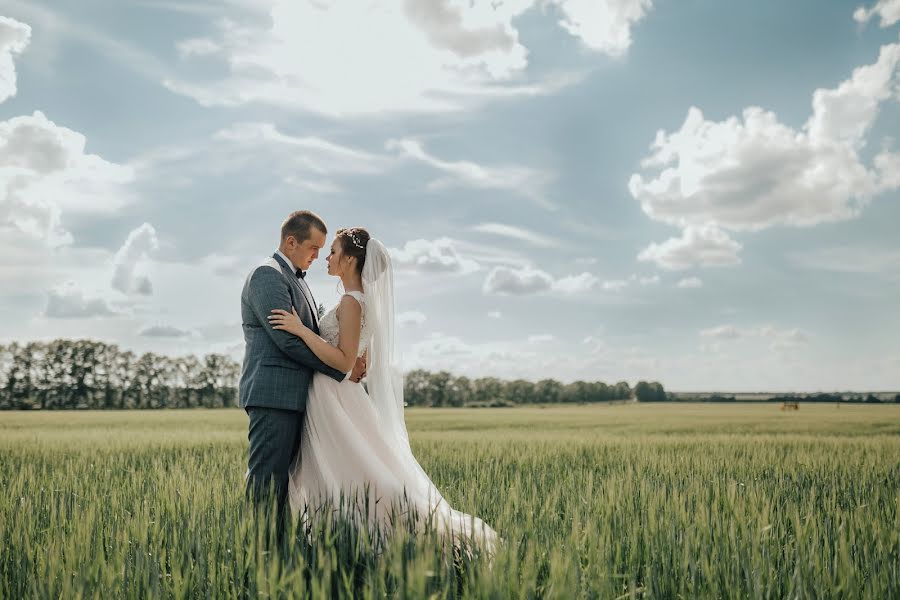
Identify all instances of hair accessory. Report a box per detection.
[345,228,366,250]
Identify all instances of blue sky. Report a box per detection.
[0,0,898,391]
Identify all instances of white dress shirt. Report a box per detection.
[275,249,297,275]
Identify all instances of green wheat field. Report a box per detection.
[1,404,898,599]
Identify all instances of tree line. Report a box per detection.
[672,392,900,404]
[0,340,238,410]
[404,370,665,406]
[0,339,668,410]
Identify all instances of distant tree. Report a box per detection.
[634,381,667,402]
[0,343,9,409]
[505,379,535,405]
[116,351,138,409]
[178,355,202,408]
[634,381,652,402]
[448,375,471,407]
[198,354,223,407]
[648,381,666,401]
[426,371,454,407]
[560,381,584,404]
[132,353,158,409]
[403,369,431,407]
[95,342,117,410]
[8,342,35,409]
[471,377,504,405]
[535,379,563,404]
[69,340,104,408]
[31,341,56,409]
[709,394,736,402]
[592,381,611,402]
[613,380,631,401]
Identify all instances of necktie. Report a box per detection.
[295,269,305,279]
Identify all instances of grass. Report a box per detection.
[1,403,898,598]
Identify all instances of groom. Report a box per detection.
[239,210,366,537]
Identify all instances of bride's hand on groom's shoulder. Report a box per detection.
[268,307,306,337]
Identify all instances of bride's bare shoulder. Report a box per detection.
[337,293,363,317]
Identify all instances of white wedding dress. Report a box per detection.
[287,287,498,552]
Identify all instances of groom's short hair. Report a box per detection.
[281,210,327,243]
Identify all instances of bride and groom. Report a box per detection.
[238,210,497,551]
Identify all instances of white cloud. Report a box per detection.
[488,310,503,319]
[630,42,900,267]
[138,324,195,338]
[0,111,135,246]
[403,0,526,63]
[390,237,480,274]
[527,334,555,343]
[874,149,900,190]
[398,310,427,327]
[789,244,900,278]
[471,222,561,247]
[676,276,703,289]
[806,43,900,148]
[166,0,651,117]
[214,122,387,175]
[483,265,554,295]
[199,253,250,279]
[44,282,117,319]
[699,324,742,340]
[554,272,600,294]
[601,279,628,291]
[401,332,540,379]
[638,225,742,270]
[387,138,555,208]
[483,266,660,295]
[134,122,387,195]
[175,36,220,58]
[111,223,159,296]
[632,274,660,285]
[854,0,900,27]
[766,328,810,352]
[700,324,810,352]
[166,0,533,116]
[582,336,612,361]
[629,104,878,231]
[551,0,653,57]
[0,16,30,103]
[0,234,113,306]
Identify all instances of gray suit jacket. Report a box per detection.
[238,253,346,412]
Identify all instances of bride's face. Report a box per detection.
[325,240,343,277]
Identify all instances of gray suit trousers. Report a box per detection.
[245,406,304,538]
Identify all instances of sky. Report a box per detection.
[0,0,898,392]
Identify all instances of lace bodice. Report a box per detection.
[318,291,371,358]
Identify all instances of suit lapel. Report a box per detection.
[272,253,319,329]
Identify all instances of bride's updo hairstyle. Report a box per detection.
[335,227,370,276]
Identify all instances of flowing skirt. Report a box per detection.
[287,373,497,552]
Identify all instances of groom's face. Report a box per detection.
[287,227,327,271]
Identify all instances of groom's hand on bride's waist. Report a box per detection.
[349,355,366,383]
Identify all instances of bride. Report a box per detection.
[267,227,497,552]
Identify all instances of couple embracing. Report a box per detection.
[239,210,497,552]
